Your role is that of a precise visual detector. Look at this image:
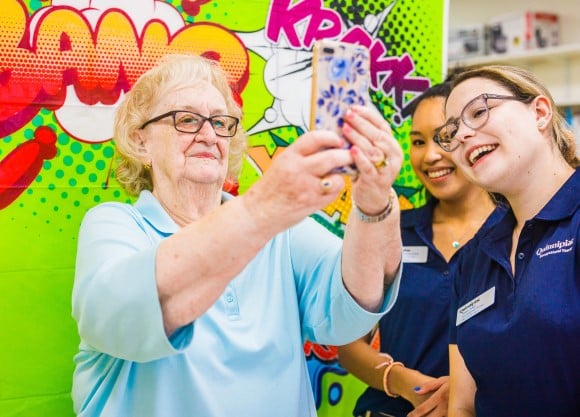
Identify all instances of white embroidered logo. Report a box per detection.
[535,238,575,258]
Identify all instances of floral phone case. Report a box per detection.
[310,39,371,176]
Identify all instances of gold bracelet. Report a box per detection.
[353,188,396,223]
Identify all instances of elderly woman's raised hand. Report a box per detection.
[241,128,352,229]
[342,104,403,216]
[241,104,401,231]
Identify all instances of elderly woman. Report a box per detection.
[71,54,403,417]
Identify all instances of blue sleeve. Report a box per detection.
[72,203,192,362]
[290,218,401,345]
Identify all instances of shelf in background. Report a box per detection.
[449,42,580,67]
[448,42,580,108]
[447,0,580,109]
[555,99,580,108]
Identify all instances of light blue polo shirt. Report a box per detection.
[450,168,580,416]
[72,190,401,417]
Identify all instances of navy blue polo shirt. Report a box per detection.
[353,199,504,417]
[450,168,580,417]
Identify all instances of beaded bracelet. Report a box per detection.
[353,188,396,223]
[373,353,394,371]
[382,361,404,398]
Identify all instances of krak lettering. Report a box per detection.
[266,0,342,48]
[341,27,430,125]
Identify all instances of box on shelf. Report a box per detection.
[485,11,560,55]
[448,24,486,61]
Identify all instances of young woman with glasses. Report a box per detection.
[71,54,405,417]
[438,65,579,417]
[338,80,499,417]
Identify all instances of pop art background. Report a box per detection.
[0,0,444,415]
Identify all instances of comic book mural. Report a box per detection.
[0,0,444,416]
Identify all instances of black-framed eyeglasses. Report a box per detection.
[434,93,534,152]
[140,110,239,137]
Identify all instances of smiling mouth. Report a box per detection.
[468,145,497,165]
[426,168,453,179]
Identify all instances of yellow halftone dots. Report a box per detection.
[320,177,354,225]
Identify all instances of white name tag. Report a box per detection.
[402,246,428,263]
[456,287,495,326]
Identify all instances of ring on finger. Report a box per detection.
[374,156,389,169]
[320,177,333,193]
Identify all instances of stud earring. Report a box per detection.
[538,121,545,128]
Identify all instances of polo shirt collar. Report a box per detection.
[478,168,579,260]
[133,190,235,235]
[400,197,437,229]
[399,198,437,252]
[134,190,179,235]
[535,167,579,222]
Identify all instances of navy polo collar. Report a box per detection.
[534,167,579,222]
[476,168,578,257]
[400,197,437,229]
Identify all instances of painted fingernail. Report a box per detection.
[413,386,421,392]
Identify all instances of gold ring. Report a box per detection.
[320,177,333,193]
[374,157,389,169]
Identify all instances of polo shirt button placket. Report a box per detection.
[223,286,240,320]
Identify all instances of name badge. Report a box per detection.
[456,287,495,326]
[402,246,428,263]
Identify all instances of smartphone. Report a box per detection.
[309,39,371,176]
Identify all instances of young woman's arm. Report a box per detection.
[448,344,476,417]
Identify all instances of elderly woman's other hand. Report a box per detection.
[342,104,403,216]
[240,129,353,230]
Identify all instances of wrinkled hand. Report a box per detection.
[242,128,353,230]
[341,105,403,214]
[407,375,449,417]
